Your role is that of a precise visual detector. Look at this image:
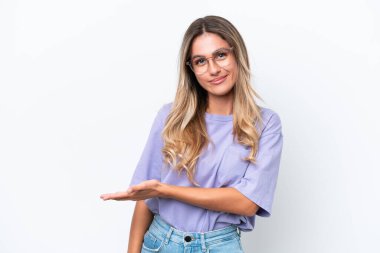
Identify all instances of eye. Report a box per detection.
[215,51,227,59]
[193,58,206,66]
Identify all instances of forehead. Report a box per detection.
[190,32,230,56]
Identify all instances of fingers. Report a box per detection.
[100,180,160,201]
[100,189,155,201]
[100,191,129,200]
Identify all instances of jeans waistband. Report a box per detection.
[147,214,241,252]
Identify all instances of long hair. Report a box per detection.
[162,15,265,186]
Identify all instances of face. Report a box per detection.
[189,32,238,100]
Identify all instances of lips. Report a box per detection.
[210,75,228,84]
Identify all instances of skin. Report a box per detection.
[190,32,238,115]
[100,32,259,252]
[100,179,258,216]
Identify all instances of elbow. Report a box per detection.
[231,188,260,216]
[241,202,260,217]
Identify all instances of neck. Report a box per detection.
[206,93,233,115]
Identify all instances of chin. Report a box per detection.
[208,87,234,97]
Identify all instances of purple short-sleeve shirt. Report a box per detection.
[129,102,283,232]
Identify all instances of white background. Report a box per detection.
[1,0,379,252]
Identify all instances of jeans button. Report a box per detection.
[184,235,192,242]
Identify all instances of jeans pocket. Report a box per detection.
[207,235,243,253]
[142,231,164,252]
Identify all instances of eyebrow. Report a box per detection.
[191,47,230,60]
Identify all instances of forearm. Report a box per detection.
[160,184,259,216]
[127,200,154,253]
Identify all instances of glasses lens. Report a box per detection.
[214,49,231,67]
[190,48,233,75]
[191,58,208,75]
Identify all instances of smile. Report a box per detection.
[210,75,228,85]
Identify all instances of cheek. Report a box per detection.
[232,63,239,81]
[195,76,209,89]
[228,66,238,84]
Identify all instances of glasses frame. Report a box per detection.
[186,47,234,75]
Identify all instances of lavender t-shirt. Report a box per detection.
[129,102,283,232]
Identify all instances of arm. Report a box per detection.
[160,183,260,216]
[101,180,259,217]
[127,200,154,253]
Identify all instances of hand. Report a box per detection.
[100,179,164,201]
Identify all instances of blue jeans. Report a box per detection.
[141,214,244,253]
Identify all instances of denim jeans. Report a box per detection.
[141,214,244,253]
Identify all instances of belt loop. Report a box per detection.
[200,233,207,253]
[237,227,241,237]
[164,227,174,244]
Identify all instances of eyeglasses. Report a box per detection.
[186,47,234,75]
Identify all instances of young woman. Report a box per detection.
[100,15,283,253]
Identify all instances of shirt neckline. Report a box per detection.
[205,112,233,122]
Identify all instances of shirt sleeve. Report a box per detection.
[231,111,284,217]
[128,104,169,187]
[128,103,171,214]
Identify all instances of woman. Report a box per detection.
[100,15,283,253]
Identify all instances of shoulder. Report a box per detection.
[258,106,282,136]
[157,102,173,119]
[153,102,173,126]
[159,102,173,115]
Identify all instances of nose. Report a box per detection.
[207,59,221,75]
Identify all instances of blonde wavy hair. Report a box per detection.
[162,15,265,186]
